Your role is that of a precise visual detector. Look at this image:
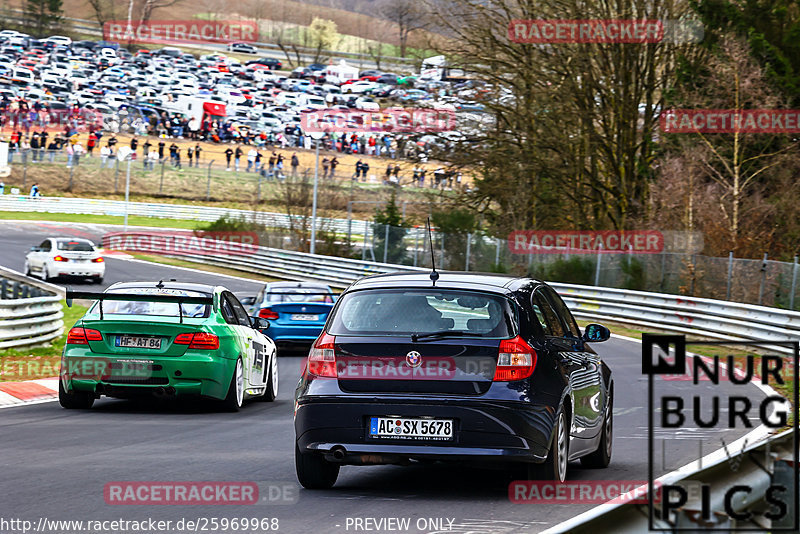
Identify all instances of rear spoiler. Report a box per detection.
[66,290,214,323]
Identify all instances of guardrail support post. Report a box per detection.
[495,237,501,268]
[726,251,733,300]
[114,158,119,193]
[465,233,471,271]
[594,246,602,286]
[440,232,445,269]
[159,161,165,194]
[383,224,389,264]
[759,252,768,305]
[362,220,368,261]
[0,278,7,299]
[206,160,214,201]
[413,227,420,267]
[790,255,798,310]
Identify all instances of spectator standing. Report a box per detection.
[330,156,338,179]
[276,154,284,179]
[225,147,233,170]
[247,147,257,172]
[322,157,329,179]
[187,146,194,167]
[267,152,276,179]
[30,132,39,162]
[393,164,400,180]
[147,150,158,170]
[290,152,299,178]
[86,131,96,157]
[169,143,179,166]
[235,145,243,172]
[142,139,151,159]
[354,160,362,180]
[194,144,202,167]
[73,143,83,166]
[100,145,110,168]
[254,150,262,173]
[130,137,139,157]
[158,139,165,161]
[47,139,58,163]
[361,160,370,182]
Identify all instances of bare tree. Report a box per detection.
[380,0,427,57]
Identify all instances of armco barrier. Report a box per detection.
[0,195,362,236]
[545,429,797,532]
[0,266,65,350]
[103,231,800,353]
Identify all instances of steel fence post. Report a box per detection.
[114,157,119,193]
[495,237,501,268]
[594,246,602,286]
[726,251,733,300]
[206,160,214,201]
[159,161,165,194]
[791,255,798,310]
[759,253,768,305]
[383,224,389,264]
[413,226,419,267]
[465,232,471,271]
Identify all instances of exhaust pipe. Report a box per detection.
[331,446,346,461]
[154,387,166,397]
[165,386,176,395]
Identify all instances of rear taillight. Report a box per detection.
[53,255,68,262]
[258,308,279,319]
[66,327,102,344]
[307,332,336,377]
[174,332,219,350]
[493,336,536,381]
[92,257,104,263]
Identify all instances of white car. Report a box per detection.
[354,97,380,111]
[341,81,377,94]
[25,238,105,283]
[44,35,72,47]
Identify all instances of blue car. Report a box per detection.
[246,282,335,350]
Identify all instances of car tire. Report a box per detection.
[259,351,278,402]
[295,443,339,489]
[580,389,613,469]
[59,379,94,409]
[221,357,244,412]
[530,409,569,482]
[24,261,31,277]
[93,277,104,285]
[41,264,50,281]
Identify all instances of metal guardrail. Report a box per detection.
[0,265,65,349]
[0,195,364,236]
[550,429,796,533]
[102,231,800,353]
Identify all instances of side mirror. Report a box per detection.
[251,316,270,330]
[583,324,610,343]
[240,295,256,307]
[29,246,40,252]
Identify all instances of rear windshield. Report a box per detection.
[328,289,516,337]
[56,240,94,251]
[267,288,332,304]
[92,288,211,318]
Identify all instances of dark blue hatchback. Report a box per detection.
[294,272,614,489]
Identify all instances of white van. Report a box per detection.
[10,68,34,85]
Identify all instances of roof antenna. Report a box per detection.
[156,280,165,289]
[427,217,439,286]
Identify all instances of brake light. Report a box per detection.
[493,336,536,381]
[174,332,220,350]
[307,332,337,377]
[53,255,68,262]
[258,308,279,319]
[92,257,104,263]
[66,327,102,344]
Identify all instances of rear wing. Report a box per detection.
[66,290,214,323]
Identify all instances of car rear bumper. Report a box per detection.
[50,263,105,277]
[270,324,324,342]
[62,351,232,400]
[294,396,554,465]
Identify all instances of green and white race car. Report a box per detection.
[60,281,278,411]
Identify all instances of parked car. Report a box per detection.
[228,42,258,54]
